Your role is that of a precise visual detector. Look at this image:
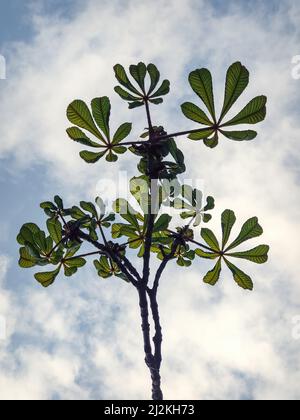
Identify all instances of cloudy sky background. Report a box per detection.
[0,0,300,400]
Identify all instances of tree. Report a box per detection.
[17,61,269,400]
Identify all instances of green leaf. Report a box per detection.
[80,201,98,218]
[19,247,37,268]
[40,202,56,211]
[153,214,172,233]
[80,150,107,163]
[221,209,236,250]
[18,223,40,245]
[114,86,141,101]
[201,228,220,251]
[129,62,147,92]
[65,245,81,258]
[222,96,267,127]
[70,206,86,219]
[149,98,164,105]
[226,216,263,251]
[67,100,105,142]
[181,102,213,126]
[47,219,62,244]
[189,68,216,121]
[147,63,160,96]
[203,258,222,285]
[66,127,102,147]
[64,266,78,277]
[150,80,170,98]
[202,214,212,223]
[113,123,132,144]
[94,256,112,278]
[227,245,269,264]
[106,150,118,162]
[114,64,142,96]
[204,196,215,211]
[129,101,144,109]
[54,196,64,210]
[220,62,249,121]
[195,249,219,259]
[64,257,86,268]
[113,199,140,229]
[113,146,127,154]
[33,231,48,252]
[204,133,218,148]
[224,258,253,290]
[188,129,214,141]
[34,266,61,288]
[220,130,257,141]
[91,97,111,140]
[115,273,130,283]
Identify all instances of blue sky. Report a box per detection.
[0,0,300,400]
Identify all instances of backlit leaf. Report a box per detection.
[203,258,222,285]
[220,62,249,121]
[189,68,216,121]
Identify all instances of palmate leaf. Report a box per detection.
[188,68,216,122]
[114,62,170,107]
[183,63,267,148]
[222,96,267,127]
[197,209,269,290]
[220,62,249,121]
[67,97,131,164]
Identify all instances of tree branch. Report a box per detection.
[78,231,139,287]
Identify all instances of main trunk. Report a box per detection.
[138,287,164,400]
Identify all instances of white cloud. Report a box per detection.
[0,0,300,400]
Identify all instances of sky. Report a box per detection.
[0,0,300,400]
